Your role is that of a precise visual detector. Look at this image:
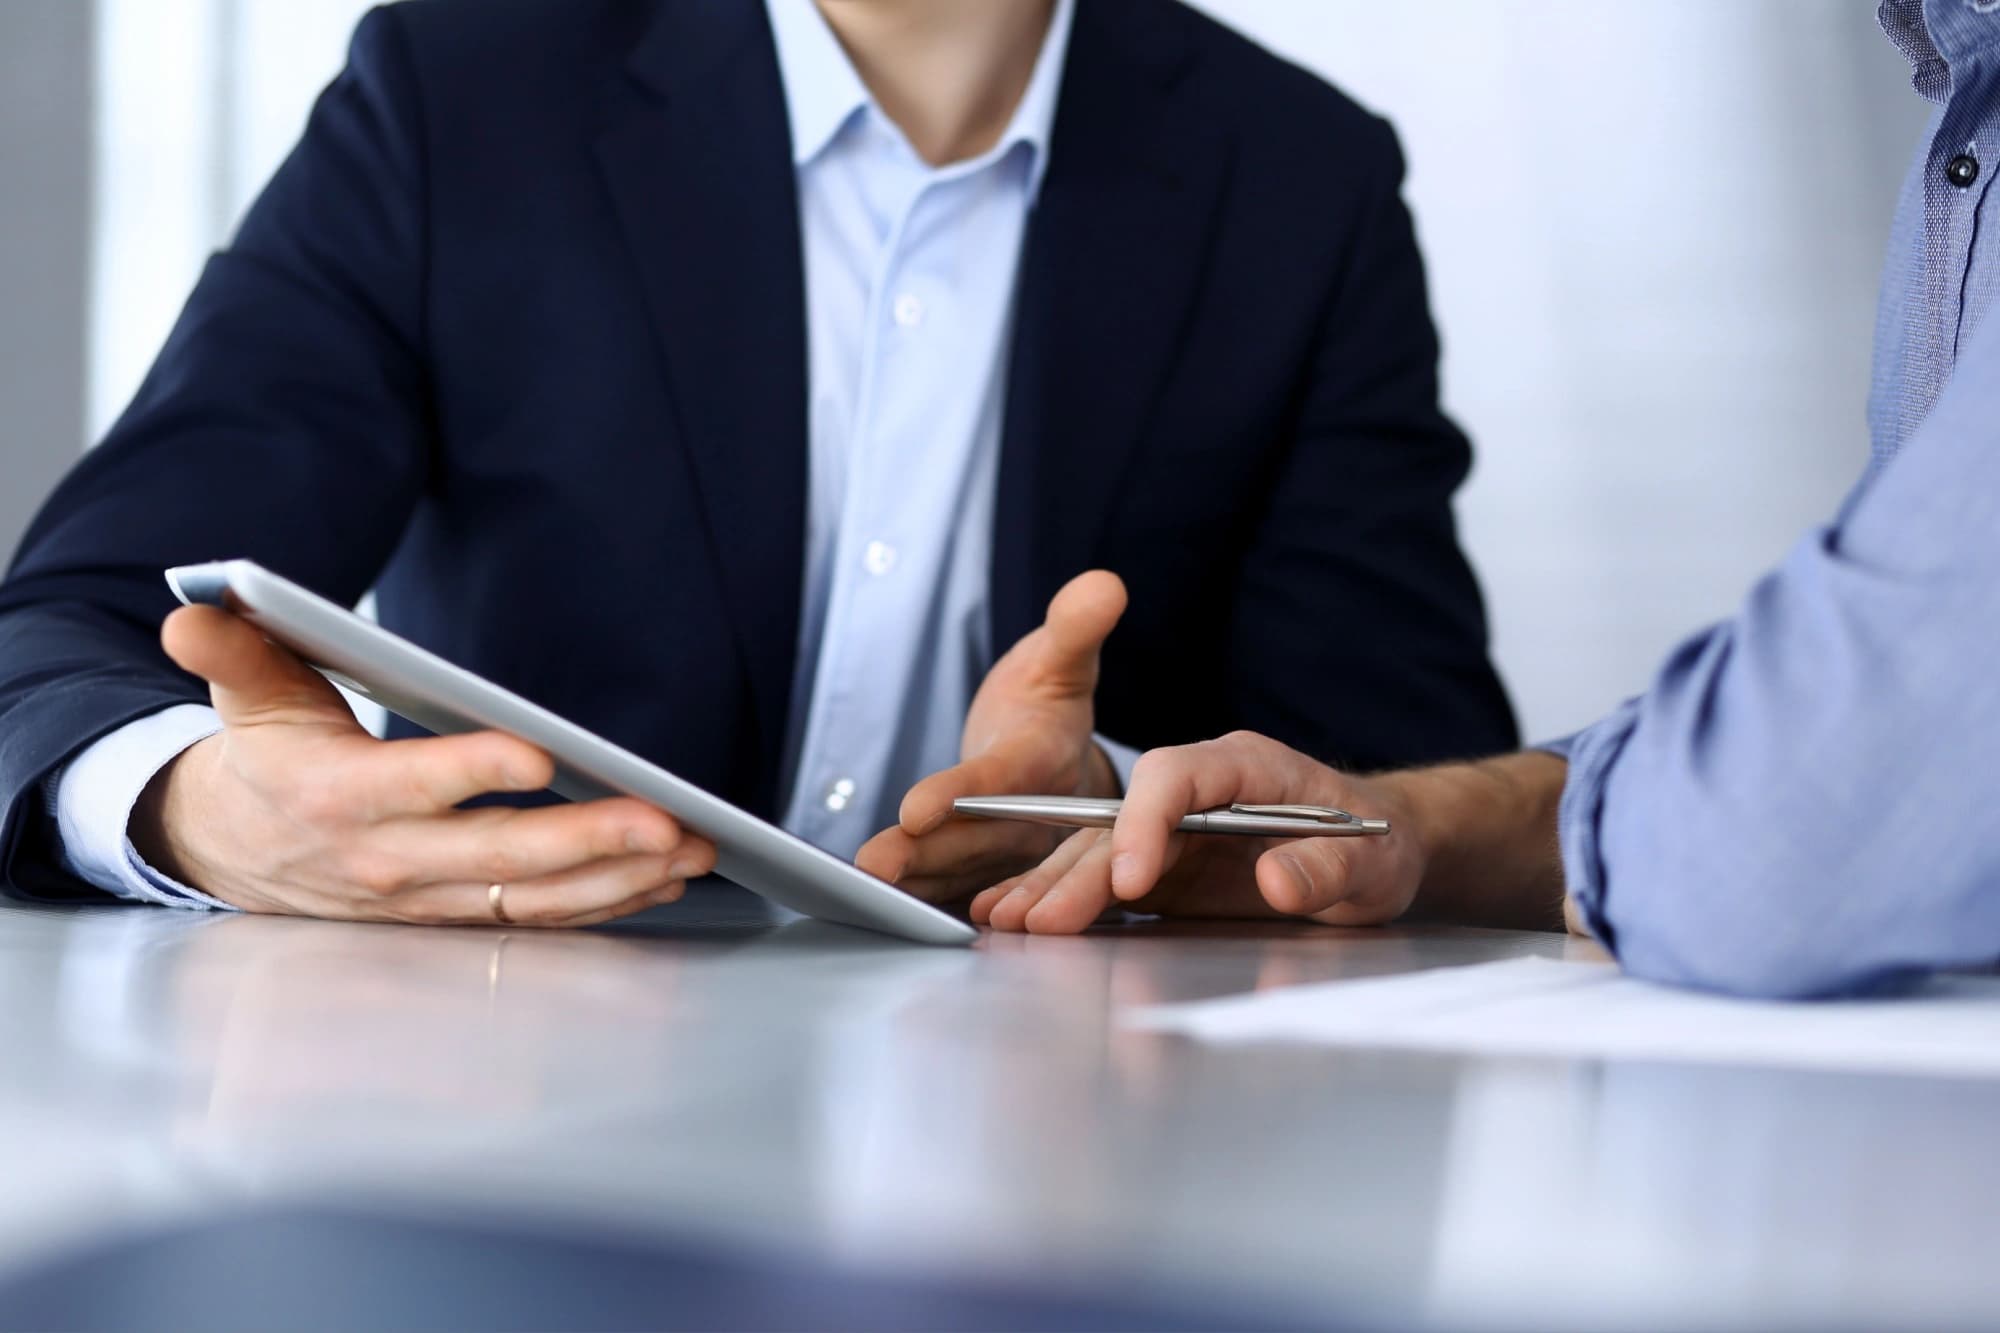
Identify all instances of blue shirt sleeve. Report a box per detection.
[1554,316,2000,998]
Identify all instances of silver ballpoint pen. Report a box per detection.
[952,795,1390,838]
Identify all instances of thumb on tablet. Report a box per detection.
[162,604,356,730]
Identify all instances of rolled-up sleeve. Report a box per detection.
[1547,699,1641,946]
[1547,319,2000,999]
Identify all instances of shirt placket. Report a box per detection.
[790,168,937,846]
[1949,72,2000,359]
[1924,58,2000,371]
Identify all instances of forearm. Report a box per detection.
[1552,319,2000,995]
[1381,750,1568,931]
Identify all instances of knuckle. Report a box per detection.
[336,752,420,814]
[1219,730,1267,756]
[476,843,530,884]
[589,816,636,860]
[620,804,682,853]
[339,849,408,898]
[577,801,648,855]
[375,778,428,817]
[495,739,555,789]
[1129,749,1172,787]
[673,841,717,878]
[1143,742,1206,779]
[632,854,678,889]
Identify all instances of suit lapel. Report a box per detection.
[591,2,808,793]
[994,0,1231,647]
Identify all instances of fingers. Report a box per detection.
[162,605,351,727]
[853,824,912,885]
[1255,840,1360,918]
[150,604,721,931]
[356,730,557,816]
[1252,818,1421,928]
[879,569,1126,881]
[1109,732,1299,901]
[895,746,1030,837]
[1030,570,1128,693]
[1021,832,1120,934]
[976,828,1112,934]
[365,798,703,891]
[401,852,693,929]
[857,818,1051,905]
[890,816,1050,881]
[973,828,1090,928]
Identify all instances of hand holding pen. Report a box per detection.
[960,732,1428,936]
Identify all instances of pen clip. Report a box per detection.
[1226,803,1362,825]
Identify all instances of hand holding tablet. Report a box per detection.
[160,561,974,945]
[135,599,712,929]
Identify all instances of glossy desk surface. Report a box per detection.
[1,890,1994,1330]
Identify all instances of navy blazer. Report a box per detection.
[0,0,1515,901]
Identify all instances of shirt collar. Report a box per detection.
[1881,0,2000,102]
[763,0,1075,199]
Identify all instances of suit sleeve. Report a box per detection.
[0,7,434,900]
[1225,118,1517,770]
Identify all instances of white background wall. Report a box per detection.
[78,0,1930,741]
[1186,1,1926,738]
[89,0,380,442]
[0,4,92,560]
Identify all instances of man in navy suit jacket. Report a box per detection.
[0,0,1513,927]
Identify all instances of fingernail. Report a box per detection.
[667,857,707,882]
[628,829,667,854]
[1110,853,1138,894]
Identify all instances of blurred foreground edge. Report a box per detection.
[0,1203,1355,1333]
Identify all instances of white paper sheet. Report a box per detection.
[1126,957,2000,1080]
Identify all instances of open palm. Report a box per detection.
[854,571,1128,902]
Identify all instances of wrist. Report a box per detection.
[130,736,215,889]
[1381,752,1569,930]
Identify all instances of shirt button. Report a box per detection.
[824,777,857,813]
[892,293,924,328]
[1948,153,1980,188]
[863,540,898,576]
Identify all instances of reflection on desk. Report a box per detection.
[0,890,1994,1331]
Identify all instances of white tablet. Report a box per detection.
[165,560,976,947]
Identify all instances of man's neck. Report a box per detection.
[811,0,1057,166]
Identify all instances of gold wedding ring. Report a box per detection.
[487,882,514,925]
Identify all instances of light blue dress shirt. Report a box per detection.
[48,0,1093,906]
[1558,0,2000,997]
[765,0,1084,856]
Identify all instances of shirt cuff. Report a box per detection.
[48,703,236,911]
[1550,697,1643,951]
[1093,734,1142,794]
